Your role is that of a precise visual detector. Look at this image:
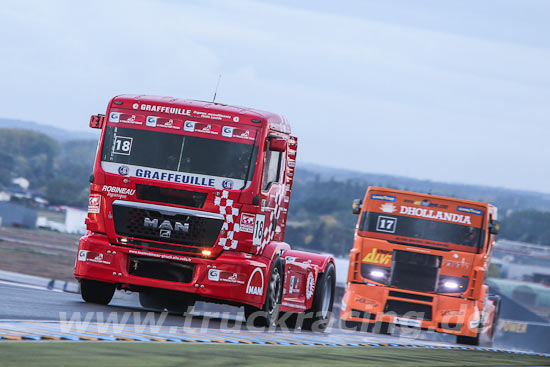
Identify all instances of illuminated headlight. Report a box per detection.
[437,276,469,293]
[361,264,390,284]
[443,281,459,290]
[201,249,212,256]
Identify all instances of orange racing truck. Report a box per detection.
[340,187,501,345]
[75,95,335,330]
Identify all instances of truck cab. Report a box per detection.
[76,95,335,330]
[340,187,500,345]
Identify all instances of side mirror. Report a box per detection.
[269,138,286,152]
[89,114,105,129]
[352,199,362,214]
[489,220,500,235]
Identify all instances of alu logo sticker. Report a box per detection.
[208,269,220,281]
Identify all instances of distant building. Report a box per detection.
[0,202,37,228]
[64,207,87,234]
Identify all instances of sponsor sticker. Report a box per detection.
[222,126,234,137]
[232,128,254,141]
[281,301,307,310]
[208,269,244,284]
[246,267,264,296]
[146,116,157,127]
[118,165,130,176]
[400,206,472,225]
[102,185,136,199]
[380,203,397,213]
[78,250,88,262]
[355,296,377,308]
[370,194,396,202]
[457,206,483,216]
[184,120,195,132]
[222,179,234,190]
[128,249,191,262]
[194,122,219,135]
[119,113,145,125]
[362,248,392,265]
[101,162,248,190]
[192,110,234,122]
[208,269,220,281]
[147,116,182,129]
[239,213,255,233]
[109,112,120,123]
[394,317,422,328]
[88,195,101,213]
[77,250,112,265]
[137,104,191,116]
[306,272,315,300]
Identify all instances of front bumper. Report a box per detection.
[340,282,481,337]
[74,232,268,308]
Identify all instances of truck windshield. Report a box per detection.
[359,212,483,252]
[100,125,257,189]
[358,195,485,253]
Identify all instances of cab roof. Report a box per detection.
[367,186,495,211]
[111,94,290,134]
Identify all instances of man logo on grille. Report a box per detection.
[144,217,189,238]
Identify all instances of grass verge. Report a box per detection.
[0,342,548,367]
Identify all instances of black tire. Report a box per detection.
[457,333,480,346]
[302,262,336,332]
[373,321,392,335]
[244,258,283,327]
[80,279,115,305]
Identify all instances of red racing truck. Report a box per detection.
[340,187,501,345]
[76,95,335,330]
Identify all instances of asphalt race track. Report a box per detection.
[0,281,547,363]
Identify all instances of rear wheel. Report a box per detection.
[244,258,283,327]
[302,262,335,332]
[80,279,115,305]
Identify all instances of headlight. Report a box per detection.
[437,276,468,293]
[361,263,390,284]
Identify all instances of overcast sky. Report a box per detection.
[1,0,549,193]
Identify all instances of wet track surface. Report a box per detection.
[2,281,546,359]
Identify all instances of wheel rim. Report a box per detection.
[320,275,332,319]
[267,267,281,316]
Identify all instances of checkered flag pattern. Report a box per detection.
[214,190,240,250]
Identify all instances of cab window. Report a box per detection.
[262,149,282,191]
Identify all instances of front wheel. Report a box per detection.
[80,279,115,305]
[302,262,335,332]
[244,258,283,327]
[457,333,480,346]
